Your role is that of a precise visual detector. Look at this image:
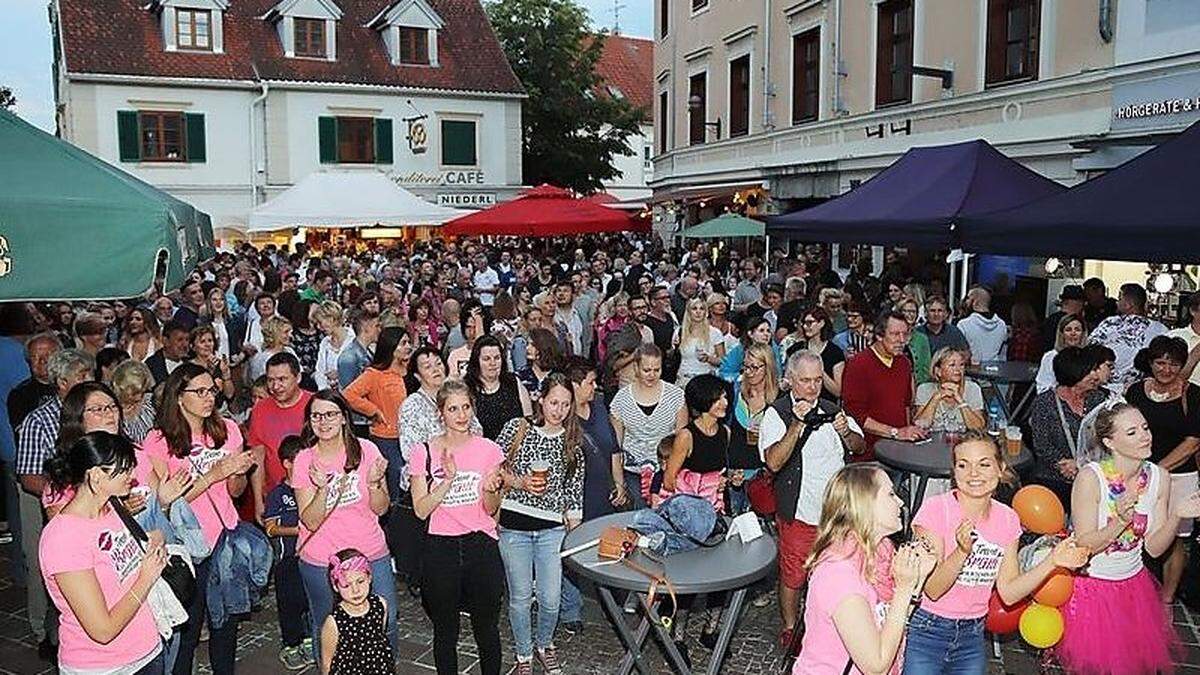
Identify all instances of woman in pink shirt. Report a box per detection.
[40,431,168,674]
[796,464,936,675]
[292,391,395,667]
[905,432,1088,673]
[408,379,506,675]
[141,363,254,674]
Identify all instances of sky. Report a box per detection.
[0,0,651,133]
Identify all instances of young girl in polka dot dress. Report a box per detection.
[320,548,395,675]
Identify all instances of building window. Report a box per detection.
[875,0,913,107]
[176,8,212,51]
[729,55,750,137]
[441,119,477,166]
[337,117,375,163]
[659,90,669,154]
[692,0,708,11]
[399,27,430,65]
[986,0,1040,85]
[293,18,326,58]
[139,111,186,162]
[660,0,669,38]
[688,73,707,145]
[792,28,821,124]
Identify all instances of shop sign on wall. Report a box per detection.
[438,193,496,208]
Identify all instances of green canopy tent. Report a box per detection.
[678,212,770,270]
[0,108,214,301]
[679,212,766,239]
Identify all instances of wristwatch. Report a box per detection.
[890,427,899,439]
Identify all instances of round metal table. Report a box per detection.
[968,360,1039,422]
[563,511,777,675]
[875,431,1033,527]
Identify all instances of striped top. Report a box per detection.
[611,381,685,472]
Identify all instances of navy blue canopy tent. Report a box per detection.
[768,139,1064,249]
[961,120,1200,263]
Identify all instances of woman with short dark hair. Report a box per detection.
[1126,335,1200,603]
[1027,346,1108,508]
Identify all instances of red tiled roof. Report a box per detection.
[57,0,524,96]
[592,33,653,115]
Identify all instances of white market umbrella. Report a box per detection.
[248,171,467,232]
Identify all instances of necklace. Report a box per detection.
[1146,380,1178,403]
[1098,456,1149,553]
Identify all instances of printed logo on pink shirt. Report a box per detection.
[188,444,225,479]
[323,473,362,509]
[958,535,1005,587]
[98,529,143,584]
[439,471,482,508]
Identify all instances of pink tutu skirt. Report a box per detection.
[1056,568,1182,675]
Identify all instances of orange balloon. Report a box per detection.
[1033,568,1074,607]
[1013,485,1066,535]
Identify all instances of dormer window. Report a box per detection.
[368,0,444,67]
[398,27,429,64]
[156,0,226,54]
[294,18,326,58]
[176,8,212,51]
[264,0,342,61]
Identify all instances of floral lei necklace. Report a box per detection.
[1099,456,1150,553]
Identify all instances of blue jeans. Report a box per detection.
[498,527,566,659]
[560,572,582,624]
[902,607,987,675]
[299,555,397,666]
[371,435,404,505]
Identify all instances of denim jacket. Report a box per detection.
[206,522,271,629]
[135,491,210,561]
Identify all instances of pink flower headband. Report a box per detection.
[328,553,370,587]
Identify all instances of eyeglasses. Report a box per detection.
[182,387,221,398]
[84,403,120,416]
[310,410,344,423]
[742,362,765,373]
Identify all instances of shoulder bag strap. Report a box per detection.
[1053,395,1078,456]
[109,496,150,552]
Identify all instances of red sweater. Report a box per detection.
[841,347,913,455]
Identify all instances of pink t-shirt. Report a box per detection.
[406,437,505,540]
[141,419,245,548]
[40,509,160,671]
[291,439,389,566]
[796,545,887,675]
[913,491,1021,619]
[42,451,159,511]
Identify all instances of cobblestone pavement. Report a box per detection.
[4,541,1200,674]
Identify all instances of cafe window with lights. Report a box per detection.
[875,0,913,107]
[986,0,1040,86]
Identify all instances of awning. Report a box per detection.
[768,139,1064,248]
[248,171,467,232]
[0,108,213,301]
[650,181,767,205]
[443,184,646,237]
[960,119,1200,262]
[679,213,765,238]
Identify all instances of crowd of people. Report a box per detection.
[0,232,1197,675]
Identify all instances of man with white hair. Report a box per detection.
[758,350,866,653]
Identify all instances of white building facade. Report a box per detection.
[51,0,526,235]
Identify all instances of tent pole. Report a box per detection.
[959,253,971,301]
[764,234,771,276]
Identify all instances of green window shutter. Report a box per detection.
[318,116,338,163]
[441,120,476,166]
[185,113,206,163]
[374,118,393,164]
[117,110,140,162]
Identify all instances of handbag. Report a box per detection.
[596,525,679,629]
[598,526,640,560]
[746,471,776,517]
[110,496,197,606]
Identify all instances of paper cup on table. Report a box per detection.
[1006,426,1023,456]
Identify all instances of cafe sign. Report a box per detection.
[1111,72,1200,131]
[438,193,496,208]
[390,170,487,187]
[1114,96,1200,120]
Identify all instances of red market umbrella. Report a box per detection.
[443,184,646,237]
